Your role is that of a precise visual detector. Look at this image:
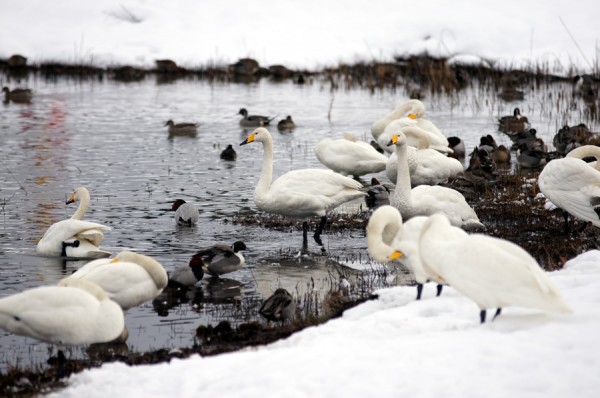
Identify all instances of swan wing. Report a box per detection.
[411,185,480,226]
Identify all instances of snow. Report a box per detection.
[4,1,599,395]
[50,249,600,398]
[1,0,599,73]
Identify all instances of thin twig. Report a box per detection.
[559,16,592,70]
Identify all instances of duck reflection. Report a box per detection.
[204,277,243,305]
[152,286,204,317]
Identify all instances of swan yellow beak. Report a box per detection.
[240,133,255,146]
[408,113,417,120]
[388,250,404,260]
[111,258,120,263]
[387,135,399,146]
[66,192,76,205]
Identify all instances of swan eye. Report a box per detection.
[13,315,21,322]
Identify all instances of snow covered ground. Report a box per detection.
[51,250,600,398]
[1,0,599,73]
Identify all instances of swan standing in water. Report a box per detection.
[240,128,366,245]
[385,126,463,186]
[315,132,388,178]
[36,187,112,258]
[171,199,200,226]
[0,278,126,345]
[366,205,444,300]
[59,251,168,311]
[418,214,572,323]
[538,145,600,233]
[388,131,484,229]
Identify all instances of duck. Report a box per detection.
[418,213,572,323]
[277,115,296,131]
[553,124,592,155]
[538,145,600,233]
[0,278,126,345]
[366,177,390,208]
[447,136,466,158]
[385,126,463,186]
[498,107,529,134]
[366,205,444,300]
[240,128,366,244]
[259,288,296,324]
[220,144,237,161]
[59,251,168,311]
[191,241,247,277]
[2,86,32,103]
[516,147,548,169]
[36,187,112,258]
[238,108,275,127]
[165,120,199,135]
[388,130,484,230]
[167,254,205,288]
[314,132,389,178]
[467,147,497,176]
[171,199,199,226]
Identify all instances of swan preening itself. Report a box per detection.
[538,145,600,232]
[315,132,388,178]
[417,214,572,322]
[366,206,444,300]
[172,199,200,226]
[0,278,126,345]
[190,241,247,277]
[388,131,484,230]
[240,127,366,244]
[36,187,112,258]
[60,251,168,311]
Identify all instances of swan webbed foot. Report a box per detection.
[492,308,502,321]
[436,284,443,297]
[416,283,423,300]
[479,309,487,323]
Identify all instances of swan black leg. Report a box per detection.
[313,216,327,246]
[436,284,443,297]
[492,308,502,321]
[480,309,487,324]
[416,283,423,300]
[562,211,570,234]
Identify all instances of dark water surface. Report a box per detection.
[0,75,595,370]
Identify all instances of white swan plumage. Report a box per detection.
[60,251,168,311]
[315,132,388,177]
[0,278,125,345]
[36,187,111,258]
[240,127,366,243]
[538,145,600,230]
[418,214,573,322]
[385,126,463,186]
[388,130,484,229]
[366,205,444,299]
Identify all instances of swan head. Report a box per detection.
[240,127,270,146]
[387,132,407,147]
[66,187,89,205]
[366,205,406,263]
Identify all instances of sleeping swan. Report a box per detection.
[36,187,111,258]
[240,127,366,244]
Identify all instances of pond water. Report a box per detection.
[0,72,597,371]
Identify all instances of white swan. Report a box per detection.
[366,205,444,299]
[315,132,388,178]
[192,241,247,277]
[385,126,463,186]
[36,187,111,258]
[171,199,200,226]
[538,145,600,232]
[388,130,484,229]
[0,278,126,345]
[379,117,451,155]
[59,251,168,311]
[240,127,366,244]
[418,214,573,322]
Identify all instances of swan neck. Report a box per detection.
[256,138,274,199]
[392,143,413,206]
[567,146,600,171]
[72,190,90,220]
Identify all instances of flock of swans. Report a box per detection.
[1,97,594,356]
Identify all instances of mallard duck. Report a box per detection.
[259,288,296,324]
